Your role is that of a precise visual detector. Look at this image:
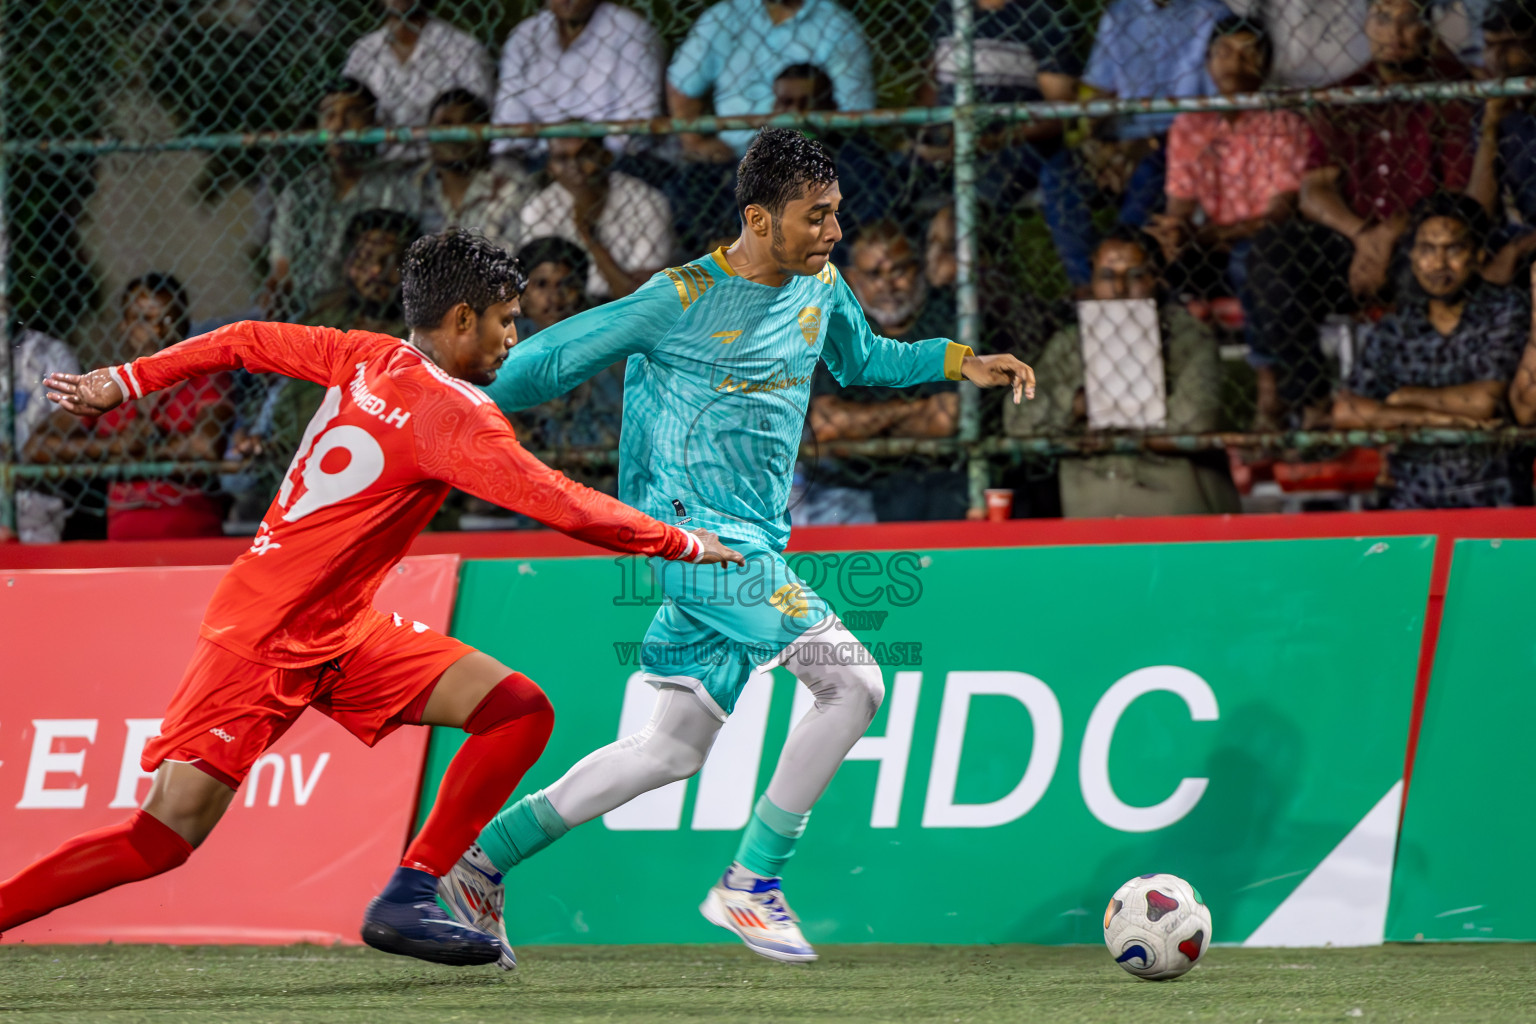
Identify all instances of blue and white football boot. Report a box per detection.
[699,864,818,963]
[436,844,517,971]
[361,866,503,967]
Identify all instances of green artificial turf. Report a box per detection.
[2,943,1534,1023]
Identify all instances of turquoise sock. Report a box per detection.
[734,795,811,878]
[476,790,569,874]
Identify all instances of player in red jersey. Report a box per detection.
[0,230,742,966]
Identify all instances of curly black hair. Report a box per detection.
[735,127,839,218]
[401,229,526,329]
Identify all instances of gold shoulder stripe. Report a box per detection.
[815,263,838,285]
[662,268,693,309]
[662,264,717,310]
[691,264,716,298]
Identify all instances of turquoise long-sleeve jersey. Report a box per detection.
[486,248,971,551]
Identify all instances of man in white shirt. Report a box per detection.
[344,0,494,161]
[265,78,413,318]
[494,0,664,158]
[519,136,673,299]
[4,328,81,543]
[1225,0,1485,87]
[413,89,537,251]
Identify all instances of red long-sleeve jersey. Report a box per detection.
[109,321,698,667]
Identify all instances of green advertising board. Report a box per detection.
[421,537,1432,945]
[1387,539,1536,942]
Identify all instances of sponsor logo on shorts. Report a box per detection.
[210,728,235,742]
[769,583,809,618]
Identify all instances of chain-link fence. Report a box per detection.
[5,0,1536,542]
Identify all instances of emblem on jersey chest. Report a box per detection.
[797,306,822,346]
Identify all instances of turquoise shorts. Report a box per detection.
[639,541,832,718]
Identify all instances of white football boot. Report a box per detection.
[699,864,818,963]
[436,844,516,970]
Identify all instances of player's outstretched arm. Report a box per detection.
[484,275,682,413]
[821,276,1037,403]
[820,271,972,390]
[439,407,743,565]
[51,321,366,410]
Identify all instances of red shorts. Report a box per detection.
[142,609,474,787]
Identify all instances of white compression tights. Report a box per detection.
[543,620,885,827]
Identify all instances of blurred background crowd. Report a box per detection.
[6,0,1536,543]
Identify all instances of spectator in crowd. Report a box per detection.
[1040,0,1231,291]
[264,78,411,319]
[666,0,875,162]
[1335,193,1525,508]
[1226,0,1483,85]
[1247,0,1474,425]
[801,221,965,524]
[1146,19,1315,311]
[515,236,623,488]
[912,0,1082,213]
[229,211,419,526]
[1467,1,1536,284]
[924,203,959,291]
[514,235,591,338]
[413,88,535,250]
[343,0,493,162]
[770,64,899,238]
[1224,0,1372,87]
[1508,265,1536,425]
[520,135,672,300]
[304,208,418,337]
[7,325,79,543]
[1005,229,1238,518]
[28,275,234,539]
[920,201,1047,362]
[659,0,874,252]
[494,0,664,159]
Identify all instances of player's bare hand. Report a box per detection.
[690,528,746,566]
[45,368,125,417]
[961,353,1036,403]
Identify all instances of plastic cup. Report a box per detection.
[984,488,1014,522]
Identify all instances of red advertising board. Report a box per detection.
[0,554,461,944]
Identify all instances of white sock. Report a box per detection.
[544,684,722,827]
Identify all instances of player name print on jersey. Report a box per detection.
[347,360,412,428]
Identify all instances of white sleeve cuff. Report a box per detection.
[678,529,703,563]
[107,365,133,400]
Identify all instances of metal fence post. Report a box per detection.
[0,41,13,538]
[952,0,983,515]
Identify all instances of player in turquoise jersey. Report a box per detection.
[441,129,1035,966]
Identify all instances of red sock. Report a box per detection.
[0,810,193,932]
[403,672,554,876]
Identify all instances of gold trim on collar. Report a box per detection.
[710,247,738,276]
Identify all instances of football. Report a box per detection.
[1102,873,1212,981]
